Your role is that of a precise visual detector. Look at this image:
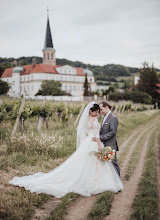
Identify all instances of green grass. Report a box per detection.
[86,192,114,220]
[116,110,159,145]
[45,193,79,220]
[0,187,52,220]
[130,128,159,220]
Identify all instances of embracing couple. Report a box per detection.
[9,101,123,198]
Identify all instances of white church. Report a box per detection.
[1,15,96,97]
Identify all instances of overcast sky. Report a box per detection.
[0,0,160,68]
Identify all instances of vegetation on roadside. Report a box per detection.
[130,129,159,220]
[86,192,114,220]
[46,193,79,220]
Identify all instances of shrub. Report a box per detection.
[109,91,152,104]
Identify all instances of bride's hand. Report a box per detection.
[92,137,97,142]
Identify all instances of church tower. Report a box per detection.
[42,12,56,65]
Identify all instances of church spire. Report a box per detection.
[44,9,54,49]
[42,9,56,65]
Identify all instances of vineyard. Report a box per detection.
[0,98,154,133]
[0,97,159,220]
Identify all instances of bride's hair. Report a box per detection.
[90,103,100,112]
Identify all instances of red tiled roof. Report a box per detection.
[1,67,13,78]
[74,67,85,76]
[1,64,85,77]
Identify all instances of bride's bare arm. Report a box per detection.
[95,137,102,149]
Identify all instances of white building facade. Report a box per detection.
[2,64,96,97]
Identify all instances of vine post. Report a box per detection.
[38,98,46,131]
[11,99,26,137]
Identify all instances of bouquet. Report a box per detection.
[89,146,115,161]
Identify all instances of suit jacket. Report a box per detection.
[100,112,119,151]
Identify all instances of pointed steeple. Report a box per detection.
[42,9,56,65]
[44,17,54,48]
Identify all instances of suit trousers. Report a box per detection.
[111,152,120,176]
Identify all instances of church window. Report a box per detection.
[47,53,49,60]
[51,53,53,60]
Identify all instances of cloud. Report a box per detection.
[0,0,160,68]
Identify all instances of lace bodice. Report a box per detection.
[86,118,100,138]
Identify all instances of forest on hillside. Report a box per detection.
[0,56,140,78]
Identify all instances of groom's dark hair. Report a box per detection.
[90,103,100,112]
[99,101,112,110]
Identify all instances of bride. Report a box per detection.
[9,102,123,198]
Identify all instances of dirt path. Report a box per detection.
[118,123,151,175]
[104,125,155,220]
[155,130,160,219]
[63,196,97,220]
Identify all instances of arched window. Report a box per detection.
[51,53,53,60]
[47,53,49,60]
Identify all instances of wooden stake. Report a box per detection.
[37,98,46,131]
[11,99,25,137]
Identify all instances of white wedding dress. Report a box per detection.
[9,118,123,198]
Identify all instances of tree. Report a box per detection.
[83,74,90,96]
[0,79,10,95]
[36,80,64,96]
[137,62,160,100]
[0,65,5,77]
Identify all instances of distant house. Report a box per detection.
[1,15,96,97]
[134,75,140,85]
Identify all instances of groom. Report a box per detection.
[98,101,120,176]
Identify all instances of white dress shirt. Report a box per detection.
[102,111,111,126]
